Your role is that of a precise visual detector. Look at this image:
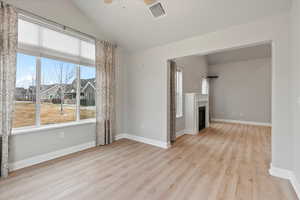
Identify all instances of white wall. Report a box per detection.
[209,58,272,124]
[291,0,300,187]
[10,123,95,163]
[175,56,208,132]
[127,13,292,170]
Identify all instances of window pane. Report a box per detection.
[80,66,96,120]
[41,58,77,125]
[13,53,36,128]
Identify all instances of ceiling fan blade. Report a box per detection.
[104,0,113,4]
[144,0,156,5]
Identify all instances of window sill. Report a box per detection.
[176,115,184,119]
[12,119,96,136]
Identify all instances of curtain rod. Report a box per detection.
[1,0,97,41]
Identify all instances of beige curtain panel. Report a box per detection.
[170,60,177,143]
[95,40,116,146]
[0,3,18,178]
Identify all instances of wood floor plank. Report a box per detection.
[0,122,298,200]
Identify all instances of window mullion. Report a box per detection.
[76,65,81,121]
[35,57,41,126]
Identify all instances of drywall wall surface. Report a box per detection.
[209,58,272,123]
[115,47,130,134]
[10,123,95,163]
[291,0,300,184]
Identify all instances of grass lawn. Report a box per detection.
[13,102,95,128]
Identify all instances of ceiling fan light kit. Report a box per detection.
[103,0,165,18]
[144,0,157,5]
[104,0,113,4]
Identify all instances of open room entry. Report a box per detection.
[168,42,273,145]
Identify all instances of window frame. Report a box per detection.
[13,53,96,131]
[201,78,209,95]
[176,67,183,118]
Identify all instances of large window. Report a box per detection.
[176,68,183,118]
[13,16,96,129]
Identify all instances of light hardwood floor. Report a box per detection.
[0,123,298,200]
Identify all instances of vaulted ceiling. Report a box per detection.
[73,0,291,52]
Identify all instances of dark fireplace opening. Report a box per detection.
[199,106,206,132]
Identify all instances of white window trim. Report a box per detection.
[176,67,183,118]
[201,77,209,95]
[12,118,96,136]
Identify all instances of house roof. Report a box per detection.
[39,78,96,95]
[79,78,95,90]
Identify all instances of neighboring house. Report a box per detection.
[15,79,95,105]
[79,79,96,106]
[38,79,95,106]
[15,87,27,101]
[40,84,61,102]
[15,87,35,101]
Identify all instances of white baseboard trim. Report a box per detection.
[176,129,186,138]
[115,133,170,149]
[183,129,197,135]
[211,118,272,127]
[9,141,95,171]
[269,164,300,198]
[290,173,300,199]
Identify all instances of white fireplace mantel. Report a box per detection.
[184,93,209,135]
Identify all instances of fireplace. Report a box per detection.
[184,93,209,135]
[199,106,206,131]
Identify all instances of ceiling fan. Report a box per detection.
[104,0,157,5]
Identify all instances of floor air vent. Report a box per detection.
[149,2,166,18]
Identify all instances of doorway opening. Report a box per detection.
[168,42,273,143]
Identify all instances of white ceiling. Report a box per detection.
[206,44,272,66]
[73,0,290,52]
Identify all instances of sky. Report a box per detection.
[16,53,95,89]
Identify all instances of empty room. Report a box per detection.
[1,0,300,200]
